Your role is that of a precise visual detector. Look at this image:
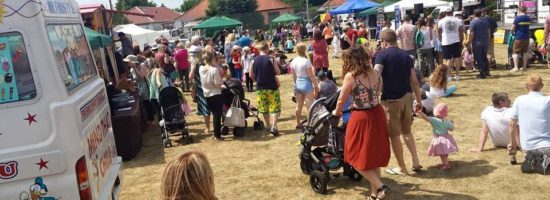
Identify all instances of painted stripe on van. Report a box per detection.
[80,91,106,122]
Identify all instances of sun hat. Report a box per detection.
[433,103,448,119]
[123,55,139,64]
[151,44,159,51]
[445,7,453,13]
[232,45,241,50]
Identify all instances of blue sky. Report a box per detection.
[75,0,182,10]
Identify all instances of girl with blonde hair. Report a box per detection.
[428,64,457,98]
[291,42,319,129]
[161,151,217,200]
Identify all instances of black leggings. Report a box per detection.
[150,99,162,121]
[206,94,223,139]
[245,73,253,91]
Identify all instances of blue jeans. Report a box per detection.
[473,43,489,76]
[235,68,242,81]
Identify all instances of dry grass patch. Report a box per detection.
[120,45,550,200]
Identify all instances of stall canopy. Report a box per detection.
[85,27,113,49]
[329,0,379,15]
[271,13,302,24]
[192,16,243,31]
[113,24,165,48]
[357,0,398,17]
[383,0,449,13]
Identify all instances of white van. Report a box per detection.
[0,0,122,199]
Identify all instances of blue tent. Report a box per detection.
[329,0,379,15]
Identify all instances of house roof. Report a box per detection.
[321,0,347,8]
[126,6,182,25]
[79,3,104,14]
[257,0,292,12]
[179,0,292,22]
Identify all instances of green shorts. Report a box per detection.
[256,89,281,114]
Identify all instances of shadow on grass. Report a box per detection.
[122,125,166,168]
[318,174,477,199]
[413,159,496,179]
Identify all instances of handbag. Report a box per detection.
[521,150,550,175]
[224,96,246,127]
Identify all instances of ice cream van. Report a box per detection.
[0,0,122,199]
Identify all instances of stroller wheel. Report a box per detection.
[187,136,193,144]
[253,121,260,130]
[310,170,328,194]
[258,121,265,130]
[163,139,171,148]
[300,159,313,175]
[221,126,230,136]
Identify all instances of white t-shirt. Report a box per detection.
[508,92,550,151]
[290,56,313,78]
[199,66,222,98]
[422,91,435,113]
[438,16,463,46]
[429,86,445,98]
[242,54,253,73]
[420,27,433,49]
[481,106,511,147]
[306,23,313,33]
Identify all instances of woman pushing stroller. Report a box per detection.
[332,46,391,200]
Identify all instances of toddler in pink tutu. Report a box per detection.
[417,103,458,170]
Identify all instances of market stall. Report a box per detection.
[192,16,243,37]
[113,24,165,48]
[271,13,302,24]
[329,0,379,15]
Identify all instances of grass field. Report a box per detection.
[120,44,550,200]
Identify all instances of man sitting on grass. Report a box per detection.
[508,75,550,167]
[472,92,517,154]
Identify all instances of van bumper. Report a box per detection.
[99,156,123,200]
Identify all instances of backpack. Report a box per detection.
[414,28,424,49]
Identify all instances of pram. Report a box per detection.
[299,91,363,194]
[159,86,191,148]
[220,78,264,137]
[506,34,544,69]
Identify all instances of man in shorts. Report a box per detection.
[438,8,464,81]
[375,30,424,175]
[510,6,531,72]
[249,42,281,136]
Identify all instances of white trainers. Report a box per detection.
[454,75,461,81]
[447,76,452,82]
[510,68,519,73]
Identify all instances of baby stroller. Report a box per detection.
[159,86,191,148]
[299,92,363,194]
[220,78,264,137]
[506,34,543,69]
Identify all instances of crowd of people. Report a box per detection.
[112,6,550,200]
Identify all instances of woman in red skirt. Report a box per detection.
[333,46,391,200]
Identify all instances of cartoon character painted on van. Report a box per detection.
[29,177,57,200]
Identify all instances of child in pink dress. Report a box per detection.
[462,44,474,71]
[417,103,458,170]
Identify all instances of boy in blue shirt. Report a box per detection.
[511,6,531,72]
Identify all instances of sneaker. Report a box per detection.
[476,75,486,79]
[520,67,526,71]
[454,75,461,81]
[270,126,280,136]
[510,68,519,73]
[447,76,452,82]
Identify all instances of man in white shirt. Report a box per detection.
[437,8,464,81]
[508,75,550,164]
[306,21,313,38]
[473,92,513,152]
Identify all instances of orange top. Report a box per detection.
[323,27,334,39]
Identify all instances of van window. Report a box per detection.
[46,24,97,91]
[0,32,37,104]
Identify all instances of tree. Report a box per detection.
[114,0,157,25]
[160,3,166,7]
[176,0,201,12]
[206,0,264,29]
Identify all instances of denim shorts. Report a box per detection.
[295,77,313,94]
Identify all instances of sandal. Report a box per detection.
[385,168,406,175]
[412,165,423,172]
[368,195,378,200]
[440,164,452,170]
[376,185,390,199]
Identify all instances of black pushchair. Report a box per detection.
[220,78,264,137]
[299,91,363,194]
[159,86,191,148]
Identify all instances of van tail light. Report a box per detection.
[75,156,92,200]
